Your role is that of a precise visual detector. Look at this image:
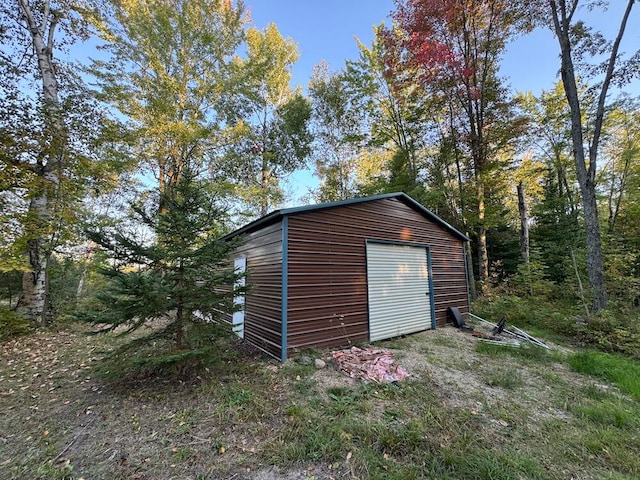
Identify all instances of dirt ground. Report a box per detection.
[0,323,626,479]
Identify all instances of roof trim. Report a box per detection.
[221,192,469,242]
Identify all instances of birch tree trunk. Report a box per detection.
[16,0,64,325]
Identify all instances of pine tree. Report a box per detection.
[84,167,244,359]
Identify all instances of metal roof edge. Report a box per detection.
[278,191,401,216]
[220,210,284,241]
[221,192,469,242]
[394,193,469,242]
[220,192,401,241]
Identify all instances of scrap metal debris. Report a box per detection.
[448,306,474,331]
[331,346,410,383]
[467,313,551,349]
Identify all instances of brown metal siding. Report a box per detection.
[286,197,468,355]
[232,221,283,359]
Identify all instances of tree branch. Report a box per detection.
[42,0,50,38]
[17,0,34,32]
[47,12,59,57]
[567,0,579,24]
[589,0,635,181]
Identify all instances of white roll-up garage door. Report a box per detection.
[366,242,432,342]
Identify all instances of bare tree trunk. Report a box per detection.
[260,163,269,217]
[518,181,532,296]
[75,241,94,301]
[465,238,477,300]
[570,247,590,320]
[517,181,530,264]
[20,231,50,325]
[582,190,605,305]
[452,125,477,299]
[554,149,576,215]
[16,0,64,326]
[477,179,489,291]
[175,300,184,350]
[607,147,632,234]
[548,0,634,311]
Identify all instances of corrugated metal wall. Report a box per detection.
[286,197,468,355]
[232,221,283,359]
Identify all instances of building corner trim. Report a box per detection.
[281,215,289,362]
[426,246,436,329]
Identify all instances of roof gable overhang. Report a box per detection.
[221,192,469,242]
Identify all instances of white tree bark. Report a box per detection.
[16,0,63,325]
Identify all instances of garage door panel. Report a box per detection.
[366,242,432,342]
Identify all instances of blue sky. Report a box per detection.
[245,0,393,90]
[246,0,640,94]
[244,1,640,205]
[66,1,638,207]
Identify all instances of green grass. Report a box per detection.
[265,376,551,479]
[572,399,637,428]
[429,335,458,348]
[4,318,640,480]
[528,351,640,478]
[568,350,640,399]
[269,409,547,479]
[476,340,555,362]
[484,369,524,389]
[280,359,317,379]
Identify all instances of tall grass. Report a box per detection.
[568,350,640,399]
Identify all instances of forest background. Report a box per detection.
[1,0,639,359]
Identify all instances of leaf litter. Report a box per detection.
[0,323,632,479]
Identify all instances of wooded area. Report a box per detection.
[1,0,639,358]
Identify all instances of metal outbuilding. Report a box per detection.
[223,192,470,361]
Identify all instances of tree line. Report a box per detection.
[1,0,638,352]
[307,0,639,315]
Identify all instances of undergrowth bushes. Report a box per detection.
[576,309,640,359]
[0,307,31,341]
[473,293,579,337]
[474,286,640,359]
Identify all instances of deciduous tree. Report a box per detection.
[386,0,529,291]
[600,95,640,235]
[1,0,117,324]
[308,62,365,202]
[89,0,247,212]
[544,0,638,311]
[519,84,580,217]
[226,23,312,216]
[346,30,434,196]
[84,0,251,349]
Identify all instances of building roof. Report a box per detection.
[222,192,469,242]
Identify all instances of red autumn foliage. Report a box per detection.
[385,0,517,88]
[388,0,471,83]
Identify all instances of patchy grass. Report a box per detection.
[568,350,640,399]
[1,323,640,479]
[483,369,524,389]
[476,340,556,362]
[267,377,548,480]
